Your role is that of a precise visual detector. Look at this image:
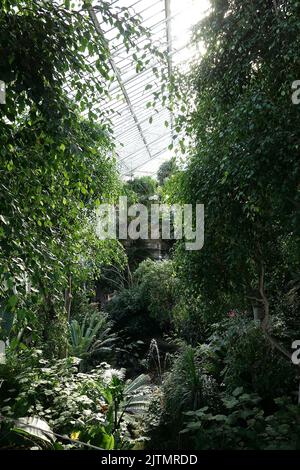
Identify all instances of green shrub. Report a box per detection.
[147,343,219,450]
[208,316,296,400]
[172,295,217,345]
[0,349,153,449]
[107,288,158,340]
[163,343,219,420]
[107,259,178,340]
[181,389,300,450]
[133,259,178,327]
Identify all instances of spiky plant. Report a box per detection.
[69,311,116,359]
[123,374,152,414]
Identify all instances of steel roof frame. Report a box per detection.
[86,0,175,177]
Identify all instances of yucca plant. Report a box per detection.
[69,311,117,359]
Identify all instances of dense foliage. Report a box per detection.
[152,0,300,450]
[1,0,300,452]
[173,0,300,324]
[0,0,162,449]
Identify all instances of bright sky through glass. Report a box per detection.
[89,0,211,178]
[140,0,210,176]
[171,0,210,65]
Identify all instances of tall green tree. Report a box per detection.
[0,0,156,352]
[157,158,177,186]
[173,0,300,351]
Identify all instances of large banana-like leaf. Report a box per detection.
[13,416,55,447]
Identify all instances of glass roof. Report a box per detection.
[89,0,210,178]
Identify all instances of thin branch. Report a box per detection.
[272,0,279,15]
[259,262,270,331]
[257,261,294,362]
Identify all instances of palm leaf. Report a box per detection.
[13,416,55,447]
